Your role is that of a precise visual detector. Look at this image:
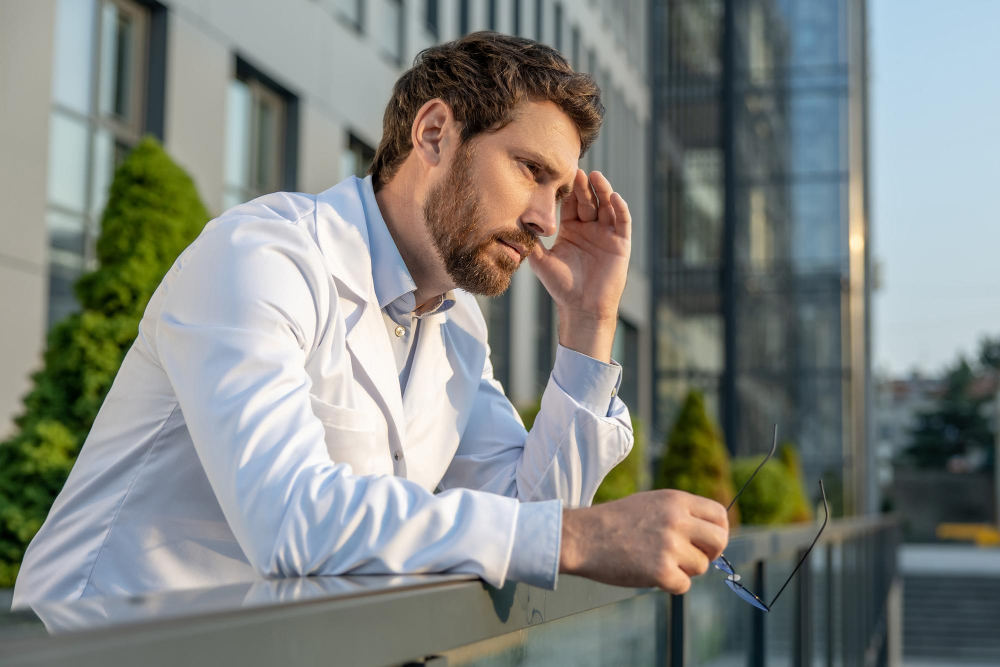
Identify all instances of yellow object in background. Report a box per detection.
[936,523,1000,546]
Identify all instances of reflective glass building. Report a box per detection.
[651,0,871,514]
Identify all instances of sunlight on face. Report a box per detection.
[422,101,581,296]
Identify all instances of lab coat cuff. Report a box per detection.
[551,345,623,417]
[505,499,562,590]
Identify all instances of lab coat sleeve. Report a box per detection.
[438,333,634,508]
[154,218,520,587]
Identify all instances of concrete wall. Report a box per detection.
[0,0,57,438]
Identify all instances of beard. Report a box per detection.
[422,143,537,297]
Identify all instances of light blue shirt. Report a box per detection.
[358,175,623,588]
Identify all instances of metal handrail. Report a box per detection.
[0,514,899,667]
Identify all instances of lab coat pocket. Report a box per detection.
[309,395,377,473]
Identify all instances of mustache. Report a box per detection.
[491,228,538,257]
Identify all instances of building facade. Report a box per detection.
[650,0,872,514]
[0,0,653,439]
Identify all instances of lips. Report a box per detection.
[498,239,528,260]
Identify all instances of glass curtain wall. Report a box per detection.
[652,0,867,512]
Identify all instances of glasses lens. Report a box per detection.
[712,557,734,575]
[724,579,770,612]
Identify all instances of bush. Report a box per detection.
[0,137,209,586]
[730,442,813,526]
[654,391,739,525]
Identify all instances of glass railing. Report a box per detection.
[0,516,899,667]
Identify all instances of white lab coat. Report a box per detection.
[12,177,632,610]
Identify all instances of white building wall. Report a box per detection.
[0,0,57,439]
[0,0,653,440]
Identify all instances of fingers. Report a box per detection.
[610,192,632,240]
[573,169,597,221]
[687,495,729,529]
[687,516,729,562]
[675,540,711,578]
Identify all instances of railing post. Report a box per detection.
[751,561,765,667]
[669,594,685,667]
[796,546,812,667]
[827,543,835,667]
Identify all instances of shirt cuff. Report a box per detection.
[551,344,623,416]
[505,499,562,590]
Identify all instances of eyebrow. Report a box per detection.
[519,150,575,201]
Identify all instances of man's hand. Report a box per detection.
[528,169,631,363]
[559,489,729,594]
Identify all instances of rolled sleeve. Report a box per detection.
[504,499,563,590]
[550,345,624,416]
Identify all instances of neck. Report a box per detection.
[374,167,454,308]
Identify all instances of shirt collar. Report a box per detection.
[358,175,456,317]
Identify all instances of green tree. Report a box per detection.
[0,137,209,586]
[730,455,796,525]
[778,442,813,523]
[904,356,994,470]
[654,391,738,525]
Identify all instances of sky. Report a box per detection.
[871,0,1000,377]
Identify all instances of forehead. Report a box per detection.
[483,100,581,171]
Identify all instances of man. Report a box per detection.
[13,32,727,609]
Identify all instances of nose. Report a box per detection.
[520,192,559,238]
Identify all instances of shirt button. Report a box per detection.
[393,451,403,461]
[611,388,617,397]
[394,325,406,337]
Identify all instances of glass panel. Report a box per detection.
[335,0,361,27]
[790,182,846,272]
[47,112,91,213]
[99,1,135,120]
[382,0,403,62]
[225,79,253,194]
[52,0,96,114]
[443,592,668,666]
[340,149,358,182]
[687,563,753,666]
[763,557,796,667]
[47,253,84,327]
[90,128,116,221]
[790,94,845,177]
[47,210,86,257]
[254,95,278,193]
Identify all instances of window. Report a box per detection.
[512,0,522,36]
[612,318,639,408]
[224,71,287,210]
[341,133,376,179]
[382,0,404,65]
[459,0,470,35]
[45,0,153,327]
[535,0,543,41]
[334,0,364,31]
[426,0,439,39]
[487,294,512,390]
[571,25,580,69]
[488,0,497,30]
[535,288,556,394]
[554,3,563,51]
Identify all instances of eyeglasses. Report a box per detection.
[711,424,829,613]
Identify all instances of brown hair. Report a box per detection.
[370,31,604,190]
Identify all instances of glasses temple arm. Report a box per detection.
[727,424,778,512]
[767,480,829,609]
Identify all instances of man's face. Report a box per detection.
[422,100,581,297]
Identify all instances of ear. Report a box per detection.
[411,98,458,169]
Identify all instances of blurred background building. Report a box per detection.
[650,0,872,515]
[0,0,653,438]
[0,0,872,513]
